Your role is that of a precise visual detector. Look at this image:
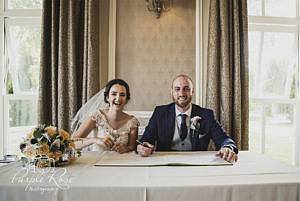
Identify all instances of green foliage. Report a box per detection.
[6,22,41,127]
[263,60,288,95]
[9,100,37,127]
[33,129,42,138]
[290,75,296,99]
[6,72,14,94]
[10,25,41,92]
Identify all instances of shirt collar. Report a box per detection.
[175,104,192,117]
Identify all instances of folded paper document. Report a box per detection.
[95,151,232,167]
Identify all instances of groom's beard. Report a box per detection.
[173,95,192,109]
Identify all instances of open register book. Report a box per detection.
[95,151,232,167]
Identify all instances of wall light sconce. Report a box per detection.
[146,0,172,19]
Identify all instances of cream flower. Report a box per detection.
[45,126,58,137]
[59,129,70,141]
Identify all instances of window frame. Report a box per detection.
[248,0,300,166]
[0,0,41,156]
[0,0,4,157]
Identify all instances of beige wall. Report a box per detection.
[115,0,196,111]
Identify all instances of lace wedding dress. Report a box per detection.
[89,109,140,151]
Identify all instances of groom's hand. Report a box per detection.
[216,147,238,163]
[137,142,154,157]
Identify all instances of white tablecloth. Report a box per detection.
[0,151,300,201]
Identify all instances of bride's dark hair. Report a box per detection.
[104,79,131,103]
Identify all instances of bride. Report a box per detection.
[72,79,139,153]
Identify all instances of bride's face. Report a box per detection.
[107,84,127,110]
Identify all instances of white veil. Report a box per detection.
[71,88,108,133]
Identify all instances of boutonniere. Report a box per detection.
[190,116,202,131]
[190,116,204,138]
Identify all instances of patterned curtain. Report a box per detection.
[206,0,249,150]
[38,0,100,131]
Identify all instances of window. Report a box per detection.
[248,0,300,165]
[0,0,42,156]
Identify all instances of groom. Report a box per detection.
[137,74,238,162]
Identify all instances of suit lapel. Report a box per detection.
[164,103,175,145]
[190,104,199,150]
[191,104,197,119]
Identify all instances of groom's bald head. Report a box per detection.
[171,74,194,89]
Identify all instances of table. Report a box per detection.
[0,151,300,201]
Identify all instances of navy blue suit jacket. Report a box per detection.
[140,103,238,154]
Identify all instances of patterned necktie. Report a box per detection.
[179,114,188,141]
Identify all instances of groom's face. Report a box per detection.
[171,76,194,110]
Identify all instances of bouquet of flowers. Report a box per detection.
[20,125,80,167]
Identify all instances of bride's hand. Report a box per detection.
[93,138,104,145]
[103,135,115,149]
[112,143,128,154]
